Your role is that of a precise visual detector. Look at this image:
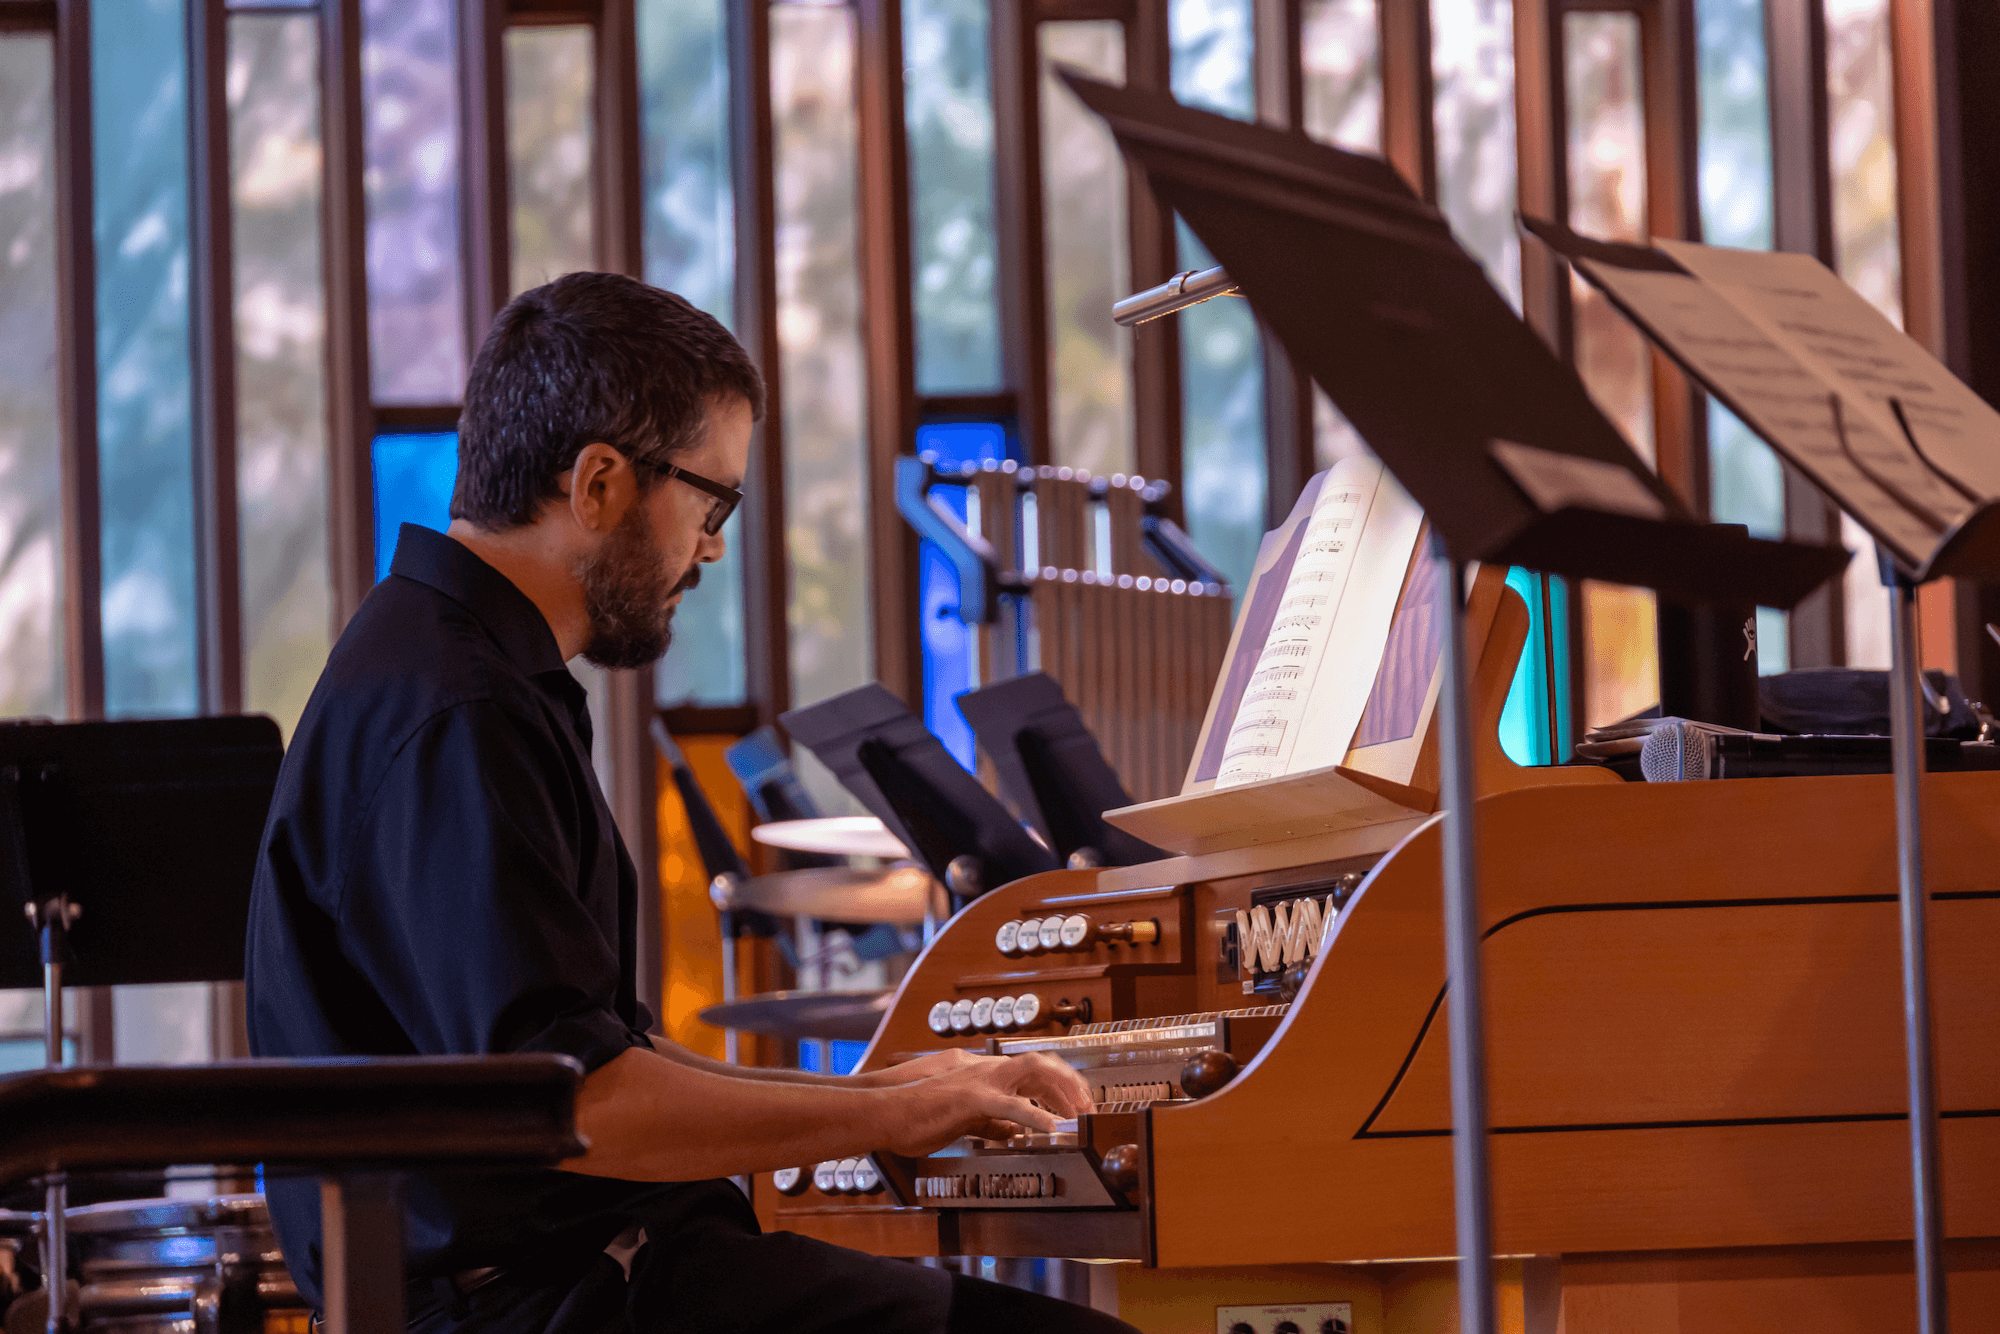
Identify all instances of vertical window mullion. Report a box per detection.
[189,0,243,717]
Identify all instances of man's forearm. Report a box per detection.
[649,1034,851,1084]
[563,1046,909,1181]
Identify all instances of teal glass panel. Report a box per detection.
[640,0,744,707]
[0,33,65,720]
[905,0,1001,394]
[1498,568,1550,765]
[94,0,198,718]
[1498,569,1574,764]
[372,432,458,581]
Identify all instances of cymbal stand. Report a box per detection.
[1883,555,1947,1334]
[1432,533,1495,1334]
[5,763,73,1334]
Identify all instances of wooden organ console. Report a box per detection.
[756,573,2000,1333]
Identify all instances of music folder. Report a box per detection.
[1524,216,2000,585]
[1056,71,1847,610]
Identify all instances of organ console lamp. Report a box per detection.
[1075,71,1850,1334]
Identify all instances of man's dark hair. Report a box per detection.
[452,272,764,529]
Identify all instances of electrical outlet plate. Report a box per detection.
[1214,1301,1354,1334]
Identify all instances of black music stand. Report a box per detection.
[780,685,1056,905]
[953,673,1166,868]
[1534,216,2000,1334]
[1060,71,1849,1334]
[0,715,283,1334]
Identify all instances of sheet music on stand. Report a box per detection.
[1532,216,2000,1334]
[1526,218,2000,582]
[1058,70,1852,1334]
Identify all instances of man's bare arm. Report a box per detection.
[647,1034,986,1088]
[560,1045,1091,1182]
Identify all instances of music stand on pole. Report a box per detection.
[1059,72,1848,1334]
[0,715,284,1334]
[1530,218,2000,1334]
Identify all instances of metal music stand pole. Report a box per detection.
[1883,556,1948,1333]
[1432,533,1496,1334]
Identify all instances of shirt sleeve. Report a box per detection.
[334,699,651,1075]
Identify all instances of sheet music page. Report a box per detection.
[1214,458,1424,788]
[1657,240,2000,501]
[1579,258,1948,564]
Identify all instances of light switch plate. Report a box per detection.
[1214,1301,1354,1334]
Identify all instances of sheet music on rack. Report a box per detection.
[1211,457,1424,789]
[1549,229,2000,570]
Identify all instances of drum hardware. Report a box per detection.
[697,989,893,1043]
[708,866,944,925]
[749,817,911,861]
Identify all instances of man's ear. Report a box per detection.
[566,442,636,534]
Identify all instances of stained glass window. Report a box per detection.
[1041,23,1131,478]
[362,0,467,403]
[905,0,1001,394]
[640,0,745,708]
[1696,0,1788,673]
[1826,0,1901,668]
[95,0,199,719]
[231,11,331,738]
[0,34,64,721]
[506,25,596,297]
[1302,0,1379,469]
[773,2,869,813]
[1172,0,1264,601]
[1432,0,1521,309]
[1567,12,1661,728]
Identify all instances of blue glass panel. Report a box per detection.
[371,432,459,581]
[640,0,744,707]
[1175,222,1264,603]
[905,0,1002,393]
[915,420,1009,771]
[95,0,198,717]
[796,1037,867,1075]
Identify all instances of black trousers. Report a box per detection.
[408,1182,1138,1334]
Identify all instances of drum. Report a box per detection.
[64,1195,308,1334]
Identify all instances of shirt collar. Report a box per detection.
[387,524,570,679]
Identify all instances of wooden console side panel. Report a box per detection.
[1148,772,2000,1267]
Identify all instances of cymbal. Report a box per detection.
[751,815,910,860]
[698,989,892,1041]
[713,865,944,923]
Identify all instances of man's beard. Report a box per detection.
[576,504,700,670]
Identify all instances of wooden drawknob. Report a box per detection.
[1180,1050,1240,1100]
[1099,1143,1143,1193]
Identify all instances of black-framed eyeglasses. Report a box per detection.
[640,459,742,536]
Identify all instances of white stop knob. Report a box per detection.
[928,1001,955,1036]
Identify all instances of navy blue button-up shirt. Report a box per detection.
[246,524,662,1307]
